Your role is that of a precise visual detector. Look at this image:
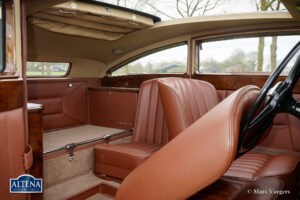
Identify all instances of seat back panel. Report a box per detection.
[133,80,168,145]
[158,78,219,139]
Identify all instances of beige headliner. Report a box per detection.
[26,0,300,78]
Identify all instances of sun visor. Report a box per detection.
[28,0,160,41]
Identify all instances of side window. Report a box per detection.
[198,35,300,75]
[111,44,188,76]
[0,0,5,73]
[26,62,70,77]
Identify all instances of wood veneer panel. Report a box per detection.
[28,103,43,200]
[1,0,17,76]
[0,80,23,112]
[101,74,188,88]
[89,87,139,93]
[193,74,300,94]
[102,73,300,93]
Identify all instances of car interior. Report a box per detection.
[1,0,300,199]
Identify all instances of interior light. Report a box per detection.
[112,49,123,55]
[70,2,77,9]
[128,20,138,26]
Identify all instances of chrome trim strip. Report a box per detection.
[43,129,133,155]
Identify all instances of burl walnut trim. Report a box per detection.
[192,74,300,94]
[0,80,23,112]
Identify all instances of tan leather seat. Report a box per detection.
[156,77,299,198]
[190,177,290,200]
[157,77,299,181]
[116,85,261,199]
[115,82,299,200]
[94,79,169,179]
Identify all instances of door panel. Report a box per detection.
[0,0,27,198]
[0,81,26,200]
[259,94,300,152]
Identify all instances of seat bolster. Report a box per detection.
[254,154,300,180]
[94,143,160,169]
[95,143,150,158]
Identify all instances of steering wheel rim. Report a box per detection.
[238,41,300,154]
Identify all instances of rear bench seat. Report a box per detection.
[94,79,169,179]
[157,77,300,198]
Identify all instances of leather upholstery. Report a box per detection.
[116,85,260,200]
[223,152,272,181]
[89,90,138,129]
[145,77,299,199]
[190,177,287,200]
[224,152,300,181]
[0,108,26,200]
[132,79,168,145]
[158,78,218,139]
[158,78,300,181]
[254,153,300,180]
[94,79,169,179]
[259,111,300,152]
[219,90,300,152]
[94,143,161,179]
[27,78,99,130]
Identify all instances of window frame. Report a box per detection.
[107,42,188,77]
[195,32,300,76]
[26,61,72,78]
[0,0,6,73]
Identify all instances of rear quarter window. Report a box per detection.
[26,62,70,77]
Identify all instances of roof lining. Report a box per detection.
[281,0,300,19]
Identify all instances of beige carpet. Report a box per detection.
[44,136,132,188]
[44,172,119,200]
[44,147,94,188]
[44,125,123,152]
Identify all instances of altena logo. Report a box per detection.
[10,174,43,193]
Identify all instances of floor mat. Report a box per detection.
[44,172,119,200]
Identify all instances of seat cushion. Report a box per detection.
[190,177,288,200]
[223,152,300,181]
[94,142,161,179]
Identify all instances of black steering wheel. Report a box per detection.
[238,41,300,154]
